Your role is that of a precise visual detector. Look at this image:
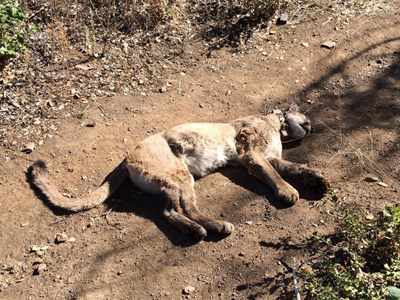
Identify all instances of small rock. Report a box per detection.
[55,233,68,244]
[365,214,374,220]
[364,176,379,182]
[31,245,41,253]
[160,86,167,93]
[238,252,245,257]
[183,285,195,295]
[301,42,309,48]
[30,245,48,255]
[321,41,336,49]
[377,182,387,187]
[299,264,314,275]
[277,13,288,25]
[245,221,253,225]
[199,103,205,108]
[22,142,35,154]
[75,64,93,71]
[33,263,47,276]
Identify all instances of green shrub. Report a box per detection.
[304,195,400,300]
[0,0,27,58]
[0,0,40,62]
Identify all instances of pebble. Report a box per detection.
[299,264,314,275]
[321,41,336,49]
[22,142,35,154]
[55,232,69,243]
[377,182,387,187]
[33,263,47,275]
[364,176,379,182]
[183,285,195,294]
[277,13,288,25]
[31,245,48,253]
[365,214,374,220]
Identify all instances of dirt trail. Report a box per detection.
[1,5,400,300]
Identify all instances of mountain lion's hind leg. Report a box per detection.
[175,183,235,235]
[162,187,207,239]
[125,135,234,239]
[163,178,235,238]
[267,157,329,195]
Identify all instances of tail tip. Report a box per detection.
[31,159,48,175]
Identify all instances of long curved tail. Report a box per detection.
[30,159,128,212]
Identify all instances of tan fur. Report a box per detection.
[30,111,329,239]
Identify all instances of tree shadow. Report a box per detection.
[192,1,278,49]
[299,36,400,146]
[234,235,335,300]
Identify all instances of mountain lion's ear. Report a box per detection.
[288,103,299,112]
[271,109,285,123]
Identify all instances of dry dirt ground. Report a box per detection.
[1,3,400,300]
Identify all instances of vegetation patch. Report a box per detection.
[304,193,400,299]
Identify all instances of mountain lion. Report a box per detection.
[30,106,329,239]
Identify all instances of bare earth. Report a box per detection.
[1,4,400,300]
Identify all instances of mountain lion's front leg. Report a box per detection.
[267,157,329,195]
[238,151,299,205]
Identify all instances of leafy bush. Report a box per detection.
[0,0,27,58]
[305,196,400,300]
[0,0,40,62]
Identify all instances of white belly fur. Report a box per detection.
[183,144,233,177]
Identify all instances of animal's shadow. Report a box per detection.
[218,165,323,210]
